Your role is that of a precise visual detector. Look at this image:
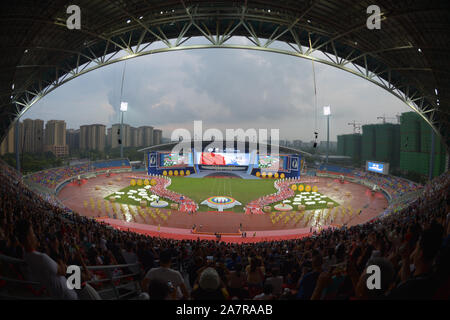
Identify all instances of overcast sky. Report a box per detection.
[25,38,411,142]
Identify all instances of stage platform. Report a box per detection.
[187,171,260,179]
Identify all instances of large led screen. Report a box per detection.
[160,153,193,167]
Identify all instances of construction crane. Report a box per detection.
[377,114,400,124]
[348,120,362,134]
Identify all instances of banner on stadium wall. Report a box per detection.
[149,152,157,167]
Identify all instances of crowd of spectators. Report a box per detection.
[25,163,90,189]
[0,159,449,300]
[352,170,422,198]
[24,159,132,190]
[318,165,421,198]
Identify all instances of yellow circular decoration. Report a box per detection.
[255,171,261,177]
[137,179,143,186]
[312,186,318,192]
[174,170,178,176]
[144,179,149,185]
[280,173,285,179]
[261,172,267,178]
[163,170,167,176]
[168,170,173,176]
[274,172,279,178]
[180,170,185,176]
[291,184,297,191]
[130,179,136,186]
[298,184,304,192]
[150,179,157,186]
[268,172,273,178]
[305,185,311,192]
[186,170,191,176]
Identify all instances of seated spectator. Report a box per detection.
[388,225,444,299]
[192,267,229,300]
[265,268,283,296]
[227,263,247,299]
[297,253,322,300]
[187,256,204,288]
[142,249,189,300]
[137,241,155,274]
[16,219,78,300]
[121,241,140,275]
[246,257,265,298]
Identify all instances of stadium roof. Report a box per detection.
[138,140,312,156]
[1,1,449,148]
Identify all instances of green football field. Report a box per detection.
[105,177,339,212]
[167,177,277,212]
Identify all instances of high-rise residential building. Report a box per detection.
[66,129,80,152]
[130,127,138,147]
[153,129,162,146]
[111,123,131,149]
[106,128,112,147]
[44,120,66,146]
[137,126,154,147]
[44,120,68,157]
[0,123,23,156]
[22,119,44,153]
[80,124,106,151]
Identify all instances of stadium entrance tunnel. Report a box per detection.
[2,1,449,151]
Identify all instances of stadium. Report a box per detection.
[0,0,449,305]
[49,140,402,241]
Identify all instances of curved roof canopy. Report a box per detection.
[1,0,449,147]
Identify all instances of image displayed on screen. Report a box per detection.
[161,153,193,167]
[257,155,285,171]
[198,152,250,166]
[367,162,384,173]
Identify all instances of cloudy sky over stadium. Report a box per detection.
[25,38,410,142]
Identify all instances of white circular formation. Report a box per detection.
[274,203,293,211]
[150,200,169,208]
[201,196,242,212]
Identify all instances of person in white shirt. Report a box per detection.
[16,219,78,300]
[142,249,189,300]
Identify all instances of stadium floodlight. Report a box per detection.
[323,106,331,165]
[120,102,128,158]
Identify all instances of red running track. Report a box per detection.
[95,217,314,243]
